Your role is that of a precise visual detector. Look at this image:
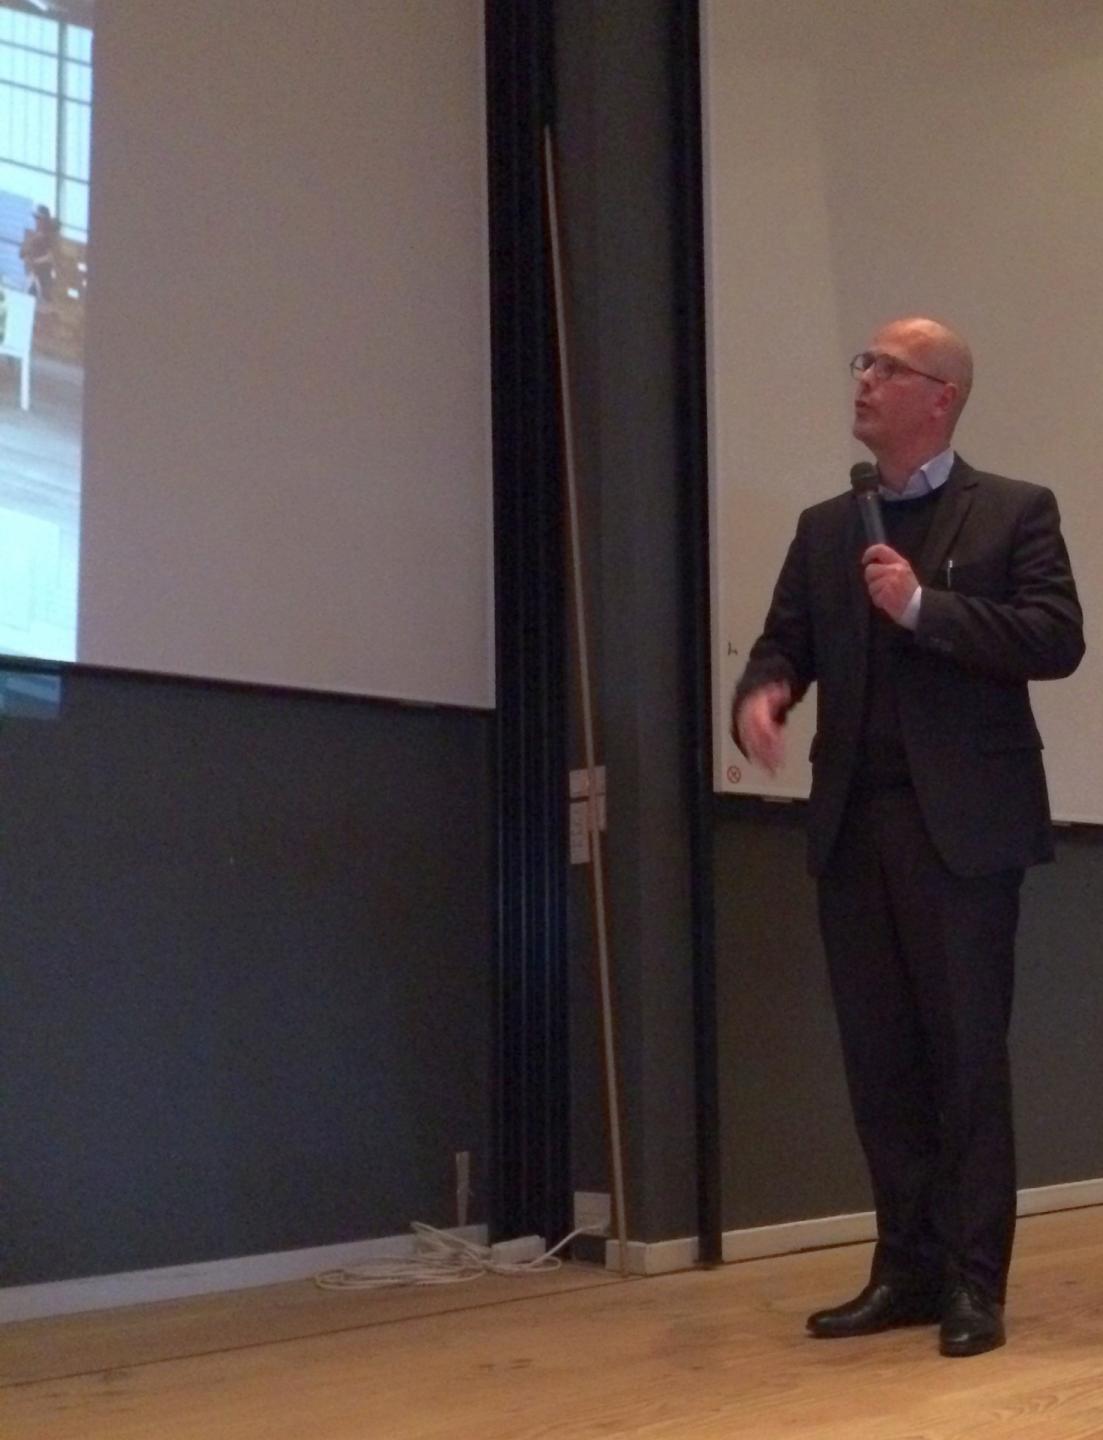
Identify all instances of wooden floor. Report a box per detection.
[5,1207,1103,1439]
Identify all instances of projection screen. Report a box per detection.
[0,0,493,709]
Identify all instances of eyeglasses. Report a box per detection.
[849,351,948,385]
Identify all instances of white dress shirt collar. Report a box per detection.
[881,447,956,502]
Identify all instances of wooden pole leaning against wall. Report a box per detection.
[542,128,630,1278]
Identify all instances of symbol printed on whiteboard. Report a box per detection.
[727,765,742,784]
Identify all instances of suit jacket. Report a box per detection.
[734,456,1085,877]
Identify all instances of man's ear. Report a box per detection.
[934,382,959,419]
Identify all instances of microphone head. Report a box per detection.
[849,461,879,495]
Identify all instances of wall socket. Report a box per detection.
[569,765,606,800]
[573,1189,611,1236]
[569,767,607,865]
[569,801,591,864]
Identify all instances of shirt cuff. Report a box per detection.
[899,586,922,631]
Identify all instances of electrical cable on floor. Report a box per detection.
[314,1222,606,1292]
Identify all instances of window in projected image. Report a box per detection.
[0,1,91,663]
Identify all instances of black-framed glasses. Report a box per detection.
[849,351,949,385]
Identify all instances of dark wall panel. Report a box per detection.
[1014,829,1103,1184]
[0,673,493,1286]
[716,802,1103,1231]
[555,0,699,1244]
[715,802,867,1229]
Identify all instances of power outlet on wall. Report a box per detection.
[573,1189,611,1236]
[568,767,607,866]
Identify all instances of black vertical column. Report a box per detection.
[671,0,723,1264]
[486,0,571,1246]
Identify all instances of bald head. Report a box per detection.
[852,316,975,479]
[882,316,974,426]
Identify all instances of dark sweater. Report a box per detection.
[854,488,944,788]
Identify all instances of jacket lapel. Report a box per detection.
[846,496,871,645]
[915,454,978,584]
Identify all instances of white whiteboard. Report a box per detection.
[703,0,1103,822]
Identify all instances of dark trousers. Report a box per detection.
[817,784,1023,1303]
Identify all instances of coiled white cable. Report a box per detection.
[314,1221,604,1292]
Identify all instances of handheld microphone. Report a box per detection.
[850,461,886,547]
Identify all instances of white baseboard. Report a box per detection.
[722,1207,876,1263]
[605,1236,699,1275]
[1016,1177,1103,1216]
[0,1224,488,1325]
[605,1178,1103,1276]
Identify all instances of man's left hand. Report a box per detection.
[862,543,918,624]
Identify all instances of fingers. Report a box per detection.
[862,547,917,622]
[748,725,784,774]
[861,543,897,565]
[734,684,790,774]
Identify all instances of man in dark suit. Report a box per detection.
[732,317,1084,1357]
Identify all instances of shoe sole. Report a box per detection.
[807,1312,943,1338]
[939,1333,1006,1358]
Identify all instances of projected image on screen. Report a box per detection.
[0,0,90,663]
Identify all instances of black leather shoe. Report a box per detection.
[806,1281,943,1338]
[939,1284,1005,1357]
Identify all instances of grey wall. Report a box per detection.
[0,673,493,1286]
